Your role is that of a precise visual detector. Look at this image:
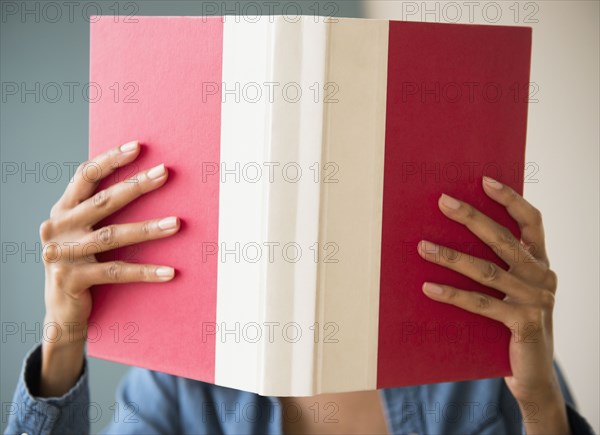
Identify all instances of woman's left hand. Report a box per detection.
[417,176,570,435]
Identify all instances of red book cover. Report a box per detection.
[377,21,530,387]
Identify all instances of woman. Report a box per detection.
[5,141,595,434]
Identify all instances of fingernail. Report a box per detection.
[147,163,166,179]
[156,267,175,278]
[440,193,461,210]
[158,217,178,230]
[419,240,439,255]
[423,282,444,295]
[120,141,139,153]
[483,176,503,190]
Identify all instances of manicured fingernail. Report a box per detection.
[156,267,174,278]
[419,240,439,255]
[147,163,166,179]
[423,282,444,295]
[483,176,503,190]
[120,141,139,153]
[158,217,178,230]
[440,193,461,210]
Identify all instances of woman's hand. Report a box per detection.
[39,141,180,397]
[417,176,569,435]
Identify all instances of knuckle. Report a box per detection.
[78,160,101,183]
[544,269,558,291]
[139,265,152,281]
[447,287,459,300]
[42,242,61,263]
[97,225,116,245]
[464,205,476,220]
[49,265,70,288]
[530,207,543,225]
[92,189,109,208]
[141,221,153,236]
[521,306,543,325]
[497,226,517,248]
[537,258,550,271]
[49,203,62,218]
[538,289,555,310]
[481,262,499,283]
[507,187,520,205]
[476,294,492,311]
[75,160,89,176]
[442,247,460,263]
[106,262,125,281]
[39,219,54,242]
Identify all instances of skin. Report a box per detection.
[39,140,179,397]
[418,178,570,435]
[39,141,569,434]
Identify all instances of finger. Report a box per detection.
[417,240,531,298]
[421,282,513,325]
[82,261,175,286]
[482,176,548,265]
[437,193,545,276]
[70,163,168,227]
[60,141,141,209]
[76,217,180,257]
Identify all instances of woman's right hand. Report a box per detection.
[38,140,180,397]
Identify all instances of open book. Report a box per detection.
[88,16,531,396]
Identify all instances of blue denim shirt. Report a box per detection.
[5,344,595,434]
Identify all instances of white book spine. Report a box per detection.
[259,16,330,397]
[215,17,272,394]
[216,16,389,396]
